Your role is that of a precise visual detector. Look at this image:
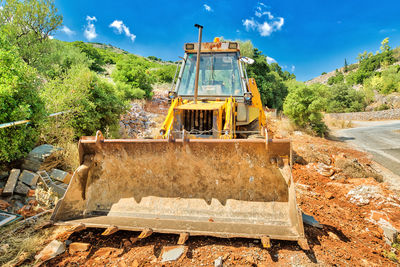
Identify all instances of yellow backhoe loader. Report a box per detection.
[51,25,307,249]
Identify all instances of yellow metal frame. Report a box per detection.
[248,78,267,128]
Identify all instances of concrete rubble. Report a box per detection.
[0,145,72,226]
[346,185,381,206]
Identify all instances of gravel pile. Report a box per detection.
[120,103,158,138]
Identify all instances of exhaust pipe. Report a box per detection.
[193,24,203,104]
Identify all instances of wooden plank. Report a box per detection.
[2,169,20,196]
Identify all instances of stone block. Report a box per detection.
[19,170,39,187]
[14,182,30,195]
[50,169,72,184]
[2,169,20,196]
[21,144,61,172]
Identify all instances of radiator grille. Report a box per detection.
[182,110,214,135]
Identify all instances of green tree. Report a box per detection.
[237,40,254,58]
[380,37,390,53]
[344,58,348,72]
[246,48,289,110]
[283,81,328,136]
[0,0,62,67]
[0,33,45,162]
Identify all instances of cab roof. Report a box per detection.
[184,41,240,53]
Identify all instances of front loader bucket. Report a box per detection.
[51,131,306,246]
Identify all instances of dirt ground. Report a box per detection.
[3,91,399,266]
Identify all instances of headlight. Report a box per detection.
[228,42,238,49]
[185,43,195,50]
[168,91,177,99]
[244,92,252,104]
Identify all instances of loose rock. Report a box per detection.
[214,256,223,267]
[35,240,65,261]
[69,242,91,254]
[160,246,185,262]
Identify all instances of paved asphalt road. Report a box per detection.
[336,120,400,176]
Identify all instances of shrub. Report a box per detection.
[115,82,146,100]
[363,65,400,95]
[0,35,45,162]
[152,65,177,83]
[283,81,328,136]
[326,83,366,113]
[72,41,105,72]
[39,40,91,79]
[349,49,395,85]
[375,104,390,111]
[112,56,154,98]
[41,66,127,137]
[327,72,344,85]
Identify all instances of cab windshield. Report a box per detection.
[177,52,243,96]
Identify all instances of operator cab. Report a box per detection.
[173,41,248,101]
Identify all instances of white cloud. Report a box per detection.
[84,15,97,41]
[48,35,54,40]
[109,20,136,42]
[266,56,276,64]
[255,11,274,19]
[291,65,295,72]
[203,4,213,12]
[243,3,284,37]
[86,16,97,22]
[243,18,257,31]
[61,25,75,36]
[258,21,273,36]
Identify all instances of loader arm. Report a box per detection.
[248,78,267,128]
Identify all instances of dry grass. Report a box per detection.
[324,117,353,129]
[272,117,297,138]
[41,142,79,173]
[39,116,80,172]
[0,214,65,266]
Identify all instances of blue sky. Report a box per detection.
[54,0,400,81]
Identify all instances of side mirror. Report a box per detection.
[240,57,255,65]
